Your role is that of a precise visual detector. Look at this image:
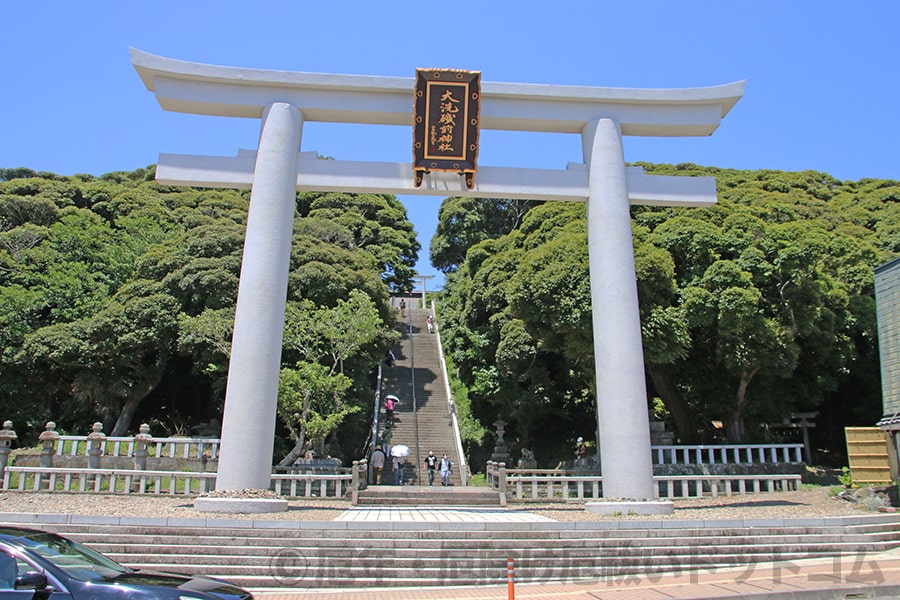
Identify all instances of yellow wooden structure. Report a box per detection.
[845,427,893,484]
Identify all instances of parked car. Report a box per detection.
[0,526,253,599]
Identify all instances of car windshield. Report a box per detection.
[17,531,130,581]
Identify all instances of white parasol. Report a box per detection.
[385,395,399,402]
[390,444,410,457]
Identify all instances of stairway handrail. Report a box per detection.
[431,298,468,486]
[367,364,384,485]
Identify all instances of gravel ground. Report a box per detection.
[0,487,874,522]
[519,488,873,521]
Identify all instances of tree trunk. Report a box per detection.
[723,417,744,442]
[110,372,162,436]
[278,433,307,467]
[724,367,759,443]
[278,393,312,467]
[646,362,698,443]
[111,396,141,437]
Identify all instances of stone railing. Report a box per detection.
[52,435,220,460]
[0,421,370,499]
[2,466,217,495]
[486,462,802,501]
[2,465,361,499]
[431,299,469,486]
[655,474,802,497]
[536,442,805,473]
[652,443,804,465]
[0,421,220,476]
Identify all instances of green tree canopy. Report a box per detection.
[437,164,897,463]
[430,197,541,273]
[0,169,415,455]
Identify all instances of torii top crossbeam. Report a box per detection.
[132,48,743,136]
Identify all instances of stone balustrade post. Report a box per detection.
[498,462,508,494]
[36,422,59,490]
[350,460,368,505]
[87,422,105,469]
[0,421,17,482]
[133,423,152,471]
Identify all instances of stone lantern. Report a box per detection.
[0,421,17,480]
[490,419,511,464]
[38,422,59,468]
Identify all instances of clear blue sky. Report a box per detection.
[3,2,898,289]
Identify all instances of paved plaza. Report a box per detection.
[254,547,900,600]
[3,502,899,598]
[335,507,554,523]
[245,506,900,599]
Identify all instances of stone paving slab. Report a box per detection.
[3,510,897,531]
[252,549,900,599]
[335,507,555,523]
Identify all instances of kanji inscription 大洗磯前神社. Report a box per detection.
[413,68,480,189]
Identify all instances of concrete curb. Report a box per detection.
[1,510,897,531]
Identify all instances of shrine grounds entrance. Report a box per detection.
[133,48,743,512]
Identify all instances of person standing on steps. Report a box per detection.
[439,453,452,486]
[399,299,406,318]
[424,450,437,487]
[384,395,395,426]
[371,445,386,485]
[574,436,587,468]
[393,454,404,485]
[426,314,435,333]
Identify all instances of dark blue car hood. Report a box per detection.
[75,570,250,599]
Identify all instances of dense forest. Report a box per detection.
[434,165,900,466]
[2,164,899,469]
[0,166,418,464]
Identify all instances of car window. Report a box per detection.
[14,533,128,581]
[0,549,32,590]
[0,549,19,589]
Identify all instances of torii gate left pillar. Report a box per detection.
[216,103,301,492]
[132,49,743,512]
[583,118,655,499]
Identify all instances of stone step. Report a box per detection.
[95,538,896,563]
[109,544,888,572]
[356,496,492,506]
[92,545,900,589]
[356,486,501,506]
[380,306,464,487]
[49,519,900,540]
[9,515,899,589]
[59,529,900,554]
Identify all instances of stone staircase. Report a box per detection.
[380,302,463,488]
[356,486,502,506]
[7,515,900,589]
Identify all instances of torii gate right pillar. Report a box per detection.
[583,118,656,500]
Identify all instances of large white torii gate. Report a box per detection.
[132,49,743,509]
